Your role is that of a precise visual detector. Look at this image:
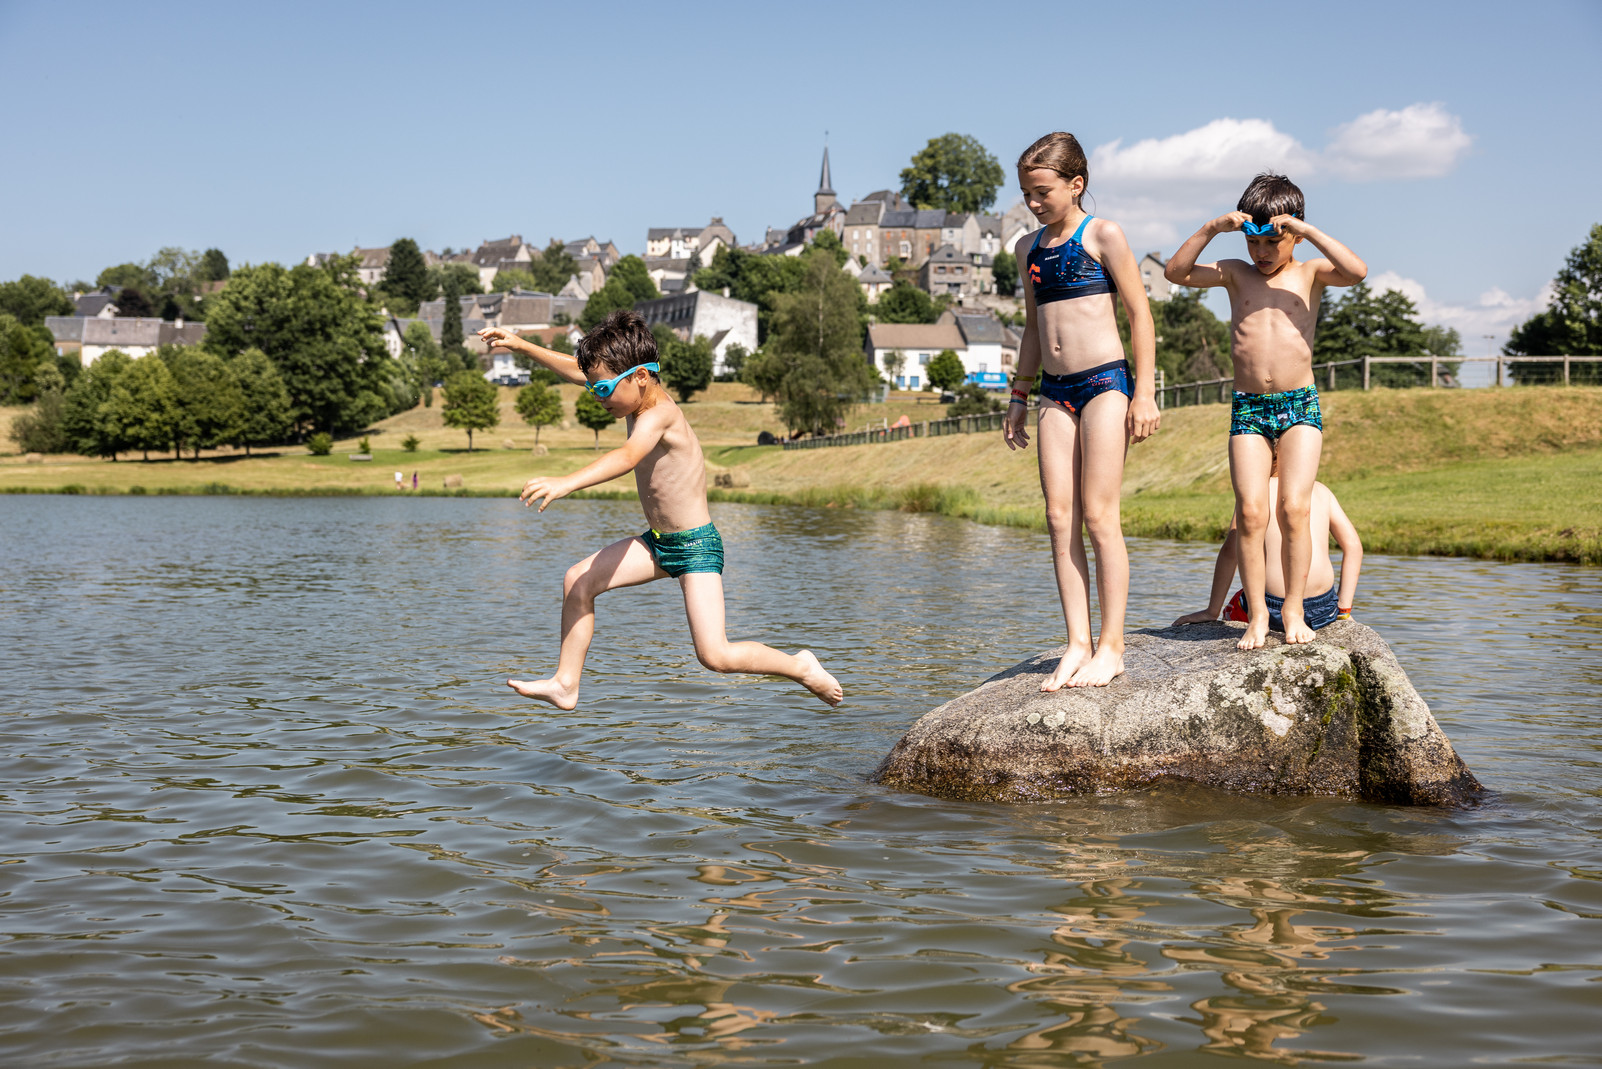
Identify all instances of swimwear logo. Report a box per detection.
[1029,263,1042,283]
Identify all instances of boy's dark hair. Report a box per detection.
[576,309,660,378]
[1237,173,1305,225]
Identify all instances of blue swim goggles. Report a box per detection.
[586,362,659,398]
[1242,220,1280,236]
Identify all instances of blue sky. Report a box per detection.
[2,0,1598,355]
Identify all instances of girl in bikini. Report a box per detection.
[1002,131,1161,689]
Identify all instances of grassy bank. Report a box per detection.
[4,385,1600,563]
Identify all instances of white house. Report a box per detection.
[633,290,758,376]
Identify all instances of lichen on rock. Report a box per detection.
[872,620,1482,806]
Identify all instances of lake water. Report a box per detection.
[2,496,1600,1068]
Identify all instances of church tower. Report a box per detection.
[814,145,837,215]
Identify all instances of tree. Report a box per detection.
[0,313,57,403]
[441,370,499,451]
[873,281,941,324]
[739,349,786,403]
[528,239,577,293]
[196,248,231,283]
[659,332,714,403]
[516,381,563,444]
[61,350,134,459]
[229,348,292,454]
[1150,289,1232,384]
[926,349,967,392]
[1506,223,1602,384]
[400,320,444,406]
[0,275,74,326]
[491,268,541,293]
[1314,282,1435,387]
[610,255,660,302]
[202,256,395,435]
[693,246,809,343]
[881,349,906,386]
[97,262,158,292]
[427,261,482,298]
[441,269,465,356]
[992,249,1018,298]
[899,133,1005,214]
[946,382,1000,417]
[717,342,748,382]
[764,247,878,434]
[105,353,181,460]
[574,389,616,448]
[113,286,155,318]
[385,238,432,307]
[579,278,638,331]
[167,347,244,458]
[8,364,69,453]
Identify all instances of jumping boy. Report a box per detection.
[1165,173,1367,648]
[1172,445,1363,632]
[477,312,843,708]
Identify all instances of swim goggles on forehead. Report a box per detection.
[585,362,658,398]
[1242,213,1302,236]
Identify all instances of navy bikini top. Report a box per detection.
[1028,215,1115,304]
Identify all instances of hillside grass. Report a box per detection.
[4,385,1600,563]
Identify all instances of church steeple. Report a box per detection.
[814,144,836,215]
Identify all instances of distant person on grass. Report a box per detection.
[477,312,843,708]
[1173,442,1363,632]
[1165,173,1367,649]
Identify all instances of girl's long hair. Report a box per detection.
[1018,132,1089,206]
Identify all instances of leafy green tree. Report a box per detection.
[427,261,482,298]
[1153,289,1232,384]
[62,350,134,459]
[400,320,444,406]
[739,349,786,403]
[1314,282,1434,387]
[545,331,575,356]
[441,370,499,451]
[574,389,616,448]
[926,349,967,392]
[202,256,394,434]
[881,348,906,385]
[873,281,941,324]
[8,364,69,453]
[693,246,808,343]
[579,278,638,331]
[0,313,57,403]
[516,381,563,444]
[659,332,714,403]
[992,249,1017,297]
[114,287,155,318]
[105,354,181,460]
[385,238,432,307]
[809,228,849,267]
[196,248,230,282]
[765,248,878,435]
[167,347,244,458]
[610,255,660,302]
[900,133,1004,213]
[491,268,541,293]
[1506,223,1602,384]
[97,262,158,292]
[946,382,1000,417]
[0,275,74,326]
[717,341,749,382]
[229,348,292,454]
[529,239,578,293]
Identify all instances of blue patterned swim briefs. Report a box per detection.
[1230,384,1323,440]
[642,522,724,577]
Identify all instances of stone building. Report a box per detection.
[632,290,758,376]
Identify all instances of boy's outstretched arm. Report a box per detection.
[1165,212,1248,288]
[1327,491,1363,616]
[520,407,670,511]
[1276,217,1367,287]
[1174,521,1240,624]
[478,327,588,385]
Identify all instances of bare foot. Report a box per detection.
[1067,645,1125,688]
[507,676,579,710]
[1237,617,1270,651]
[795,650,843,706]
[1041,644,1093,692]
[1281,614,1317,645]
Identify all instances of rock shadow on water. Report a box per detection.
[873,621,1485,808]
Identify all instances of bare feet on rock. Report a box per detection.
[1282,614,1317,645]
[1067,646,1125,688]
[1237,617,1270,651]
[795,650,843,706]
[507,676,579,710]
[1041,644,1093,692]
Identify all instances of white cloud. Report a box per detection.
[1323,103,1473,181]
[1370,270,1552,353]
[1091,118,1312,195]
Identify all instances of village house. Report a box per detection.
[644,218,736,264]
[73,287,120,317]
[856,262,893,300]
[1140,252,1172,301]
[45,316,206,365]
[918,244,975,301]
[864,311,1017,390]
[632,290,757,376]
[764,147,846,255]
[563,236,620,269]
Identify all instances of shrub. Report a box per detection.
[307,433,333,455]
[358,436,371,454]
[401,434,420,452]
[946,383,1001,418]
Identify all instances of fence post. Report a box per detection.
[1328,362,1335,390]
[1497,357,1504,388]
[1565,356,1571,386]
[1362,357,1370,390]
[1430,357,1438,387]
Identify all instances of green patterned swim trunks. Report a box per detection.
[1230,384,1323,441]
[642,522,725,577]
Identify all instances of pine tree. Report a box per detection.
[385,238,431,306]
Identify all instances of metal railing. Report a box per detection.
[783,410,1010,449]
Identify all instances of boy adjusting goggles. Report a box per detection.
[586,362,659,398]
[1242,212,1303,237]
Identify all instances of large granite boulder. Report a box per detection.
[874,620,1483,806]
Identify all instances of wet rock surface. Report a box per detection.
[874,620,1483,806]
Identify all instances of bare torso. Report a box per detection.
[629,396,711,532]
[1225,259,1325,393]
[1019,226,1126,376]
[1263,478,1335,596]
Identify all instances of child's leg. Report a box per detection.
[1274,425,1323,645]
[678,572,843,706]
[1035,402,1094,691]
[507,535,665,708]
[1229,434,1276,650]
[1067,389,1131,688]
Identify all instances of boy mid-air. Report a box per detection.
[1165,173,1367,648]
[1173,447,1364,633]
[477,312,843,708]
